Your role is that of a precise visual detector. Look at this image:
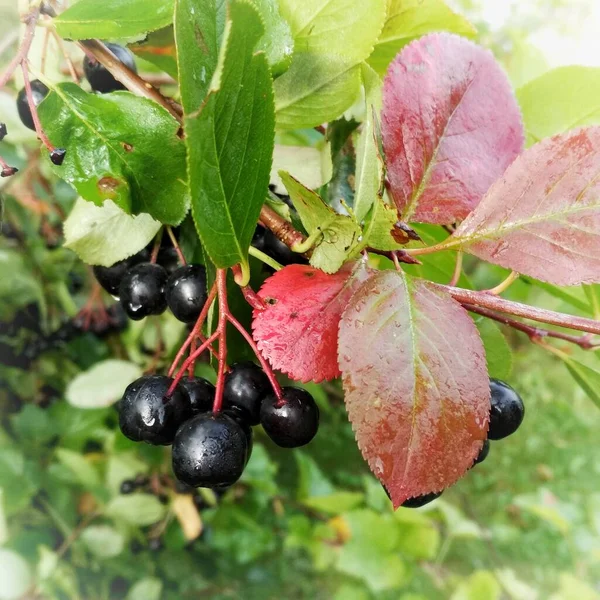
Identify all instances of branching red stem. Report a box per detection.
[21,61,55,152]
[232,264,265,311]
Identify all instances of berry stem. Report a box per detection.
[248,246,283,271]
[166,226,187,265]
[226,311,284,404]
[212,269,230,413]
[485,271,519,295]
[231,265,266,311]
[444,285,600,335]
[259,204,307,252]
[464,303,600,350]
[168,281,217,377]
[150,229,163,264]
[448,251,463,287]
[51,31,79,83]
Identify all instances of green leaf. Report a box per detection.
[279,171,361,273]
[561,358,600,410]
[0,449,41,514]
[0,549,32,600]
[0,489,7,545]
[55,448,102,489]
[271,144,327,194]
[126,578,163,600]
[63,199,160,267]
[106,494,167,525]
[303,492,364,514]
[354,64,384,222]
[249,0,294,76]
[295,451,335,500]
[451,571,501,600]
[517,66,600,146]
[362,196,405,251]
[473,317,513,380]
[583,284,600,318]
[275,0,386,129]
[368,0,476,76]
[65,359,142,409]
[38,84,188,225]
[54,0,174,40]
[131,27,179,79]
[0,249,44,319]
[395,521,440,560]
[81,525,125,558]
[183,0,275,269]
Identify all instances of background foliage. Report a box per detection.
[0,0,599,599]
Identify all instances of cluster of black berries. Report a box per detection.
[392,378,525,508]
[93,246,208,323]
[118,362,319,489]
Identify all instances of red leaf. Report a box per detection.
[338,270,489,508]
[252,262,372,383]
[452,127,600,285]
[381,33,523,225]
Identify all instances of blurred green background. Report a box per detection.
[1,1,600,599]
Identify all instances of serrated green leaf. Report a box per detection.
[275,0,386,129]
[279,171,361,273]
[106,494,167,525]
[517,66,600,146]
[562,358,600,410]
[81,525,125,558]
[368,0,476,76]
[66,359,142,409]
[38,84,188,225]
[249,0,294,76]
[362,196,404,251]
[354,64,383,222]
[473,317,513,380]
[63,198,160,267]
[181,0,275,269]
[54,0,174,40]
[55,448,102,489]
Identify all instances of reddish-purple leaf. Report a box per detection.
[452,127,600,285]
[381,33,523,225]
[252,262,372,383]
[338,270,489,508]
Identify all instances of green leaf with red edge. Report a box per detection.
[252,261,372,383]
[338,270,489,508]
[451,127,600,286]
[381,33,523,225]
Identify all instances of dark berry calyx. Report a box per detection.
[223,361,271,425]
[83,43,137,93]
[119,262,168,321]
[16,80,49,131]
[488,379,524,440]
[179,376,215,414]
[93,249,149,296]
[165,264,208,323]
[260,387,319,448]
[49,148,67,166]
[172,413,248,488]
[118,374,191,445]
[401,491,443,508]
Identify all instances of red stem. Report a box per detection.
[212,270,229,413]
[150,230,162,264]
[21,61,56,152]
[166,226,187,266]
[231,264,265,311]
[0,7,39,89]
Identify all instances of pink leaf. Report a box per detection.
[382,33,524,225]
[338,270,489,508]
[452,127,600,285]
[252,261,372,383]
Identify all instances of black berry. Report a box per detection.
[223,407,254,464]
[473,439,490,466]
[119,375,191,445]
[120,479,136,494]
[223,362,271,425]
[49,148,66,165]
[488,379,525,440]
[172,413,248,488]
[83,43,137,93]
[16,80,48,130]
[260,387,319,448]
[157,246,180,274]
[179,376,215,414]
[165,264,208,323]
[402,491,443,508]
[93,250,149,296]
[119,262,168,320]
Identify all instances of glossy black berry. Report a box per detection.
[172,413,248,488]
[223,362,271,425]
[473,439,490,466]
[120,479,136,494]
[16,80,48,130]
[223,407,254,464]
[93,250,149,296]
[83,43,137,93]
[157,246,180,274]
[179,376,215,415]
[260,387,319,448]
[119,375,191,445]
[49,148,66,166]
[402,491,443,508]
[119,263,168,321]
[488,379,525,440]
[165,264,208,323]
